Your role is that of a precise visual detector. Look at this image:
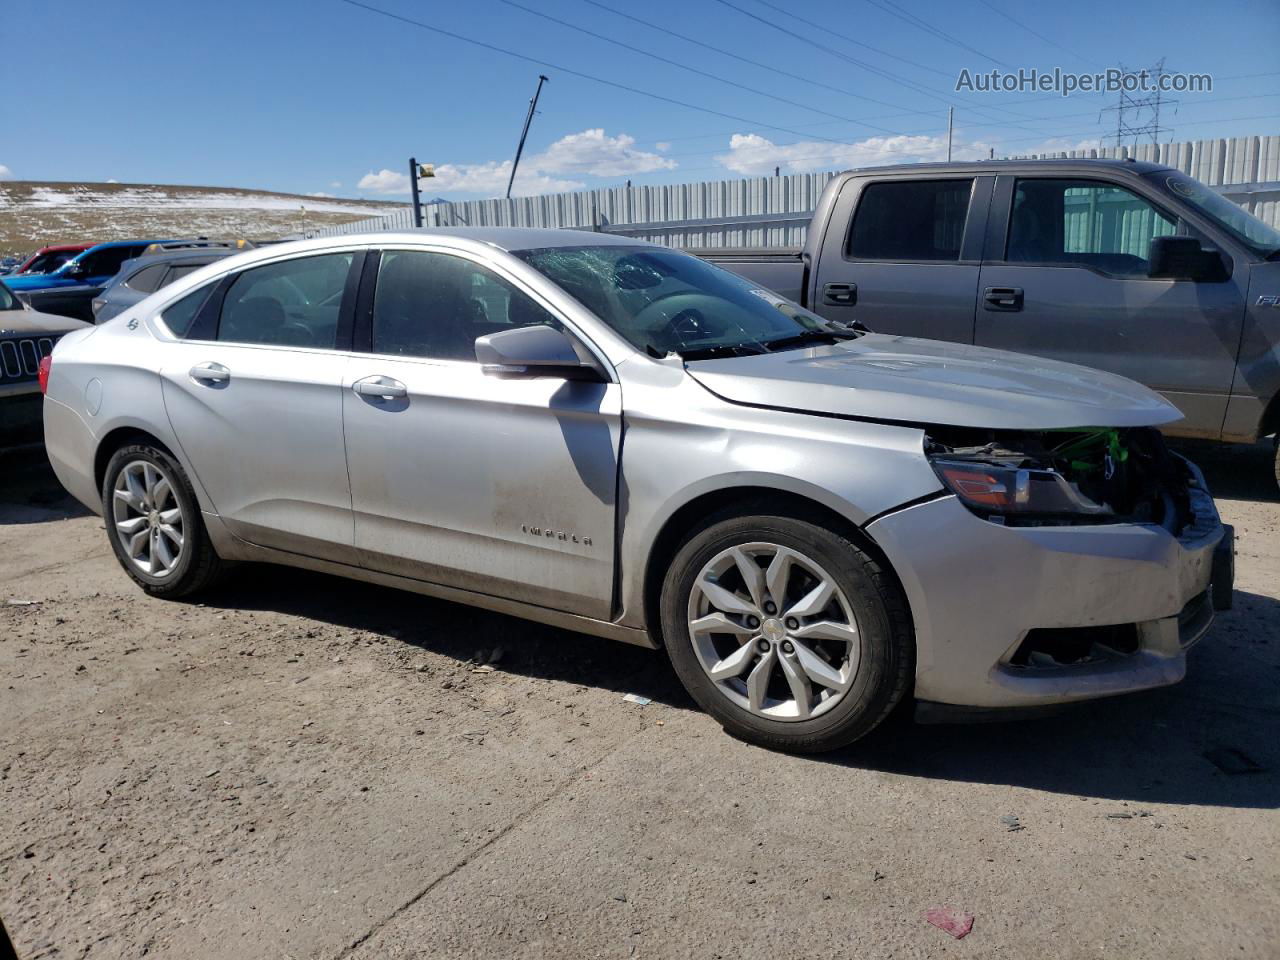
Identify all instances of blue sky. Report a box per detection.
[2,0,1276,200]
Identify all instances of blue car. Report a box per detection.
[4,239,164,321]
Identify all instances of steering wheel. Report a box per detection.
[632,292,733,348]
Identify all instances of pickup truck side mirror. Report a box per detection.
[475,324,606,382]
[1148,236,1227,282]
[63,260,88,278]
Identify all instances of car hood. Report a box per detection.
[684,334,1183,430]
[0,308,92,336]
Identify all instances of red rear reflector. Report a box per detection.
[38,354,52,394]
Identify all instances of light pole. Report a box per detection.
[506,75,549,200]
[408,158,435,228]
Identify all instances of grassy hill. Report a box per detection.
[0,181,407,256]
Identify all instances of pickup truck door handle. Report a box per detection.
[189,362,230,385]
[983,286,1024,311]
[353,375,407,401]
[822,282,857,306]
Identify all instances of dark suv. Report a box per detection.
[0,279,90,440]
[91,240,254,323]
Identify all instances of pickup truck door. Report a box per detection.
[811,175,992,343]
[974,175,1247,439]
[341,248,621,620]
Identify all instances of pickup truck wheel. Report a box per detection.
[101,443,224,599]
[661,512,912,753]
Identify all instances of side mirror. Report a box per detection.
[475,324,605,381]
[1148,236,1227,282]
[63,260,87,278]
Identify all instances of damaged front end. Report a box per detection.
[925,425,1192,533]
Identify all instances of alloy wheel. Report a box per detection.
[111,460,186,578]
[687,542,860,721]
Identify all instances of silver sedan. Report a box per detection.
[42,229,1226,752]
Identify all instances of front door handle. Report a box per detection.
[983,286,1024,311]
[353,375,407,401]
[822,282,857,306]
[189,362,230,385]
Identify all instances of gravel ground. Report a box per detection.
[1,441,1277,959]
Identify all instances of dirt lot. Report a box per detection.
[1,440,1277,959]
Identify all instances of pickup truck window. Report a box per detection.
[1007,179,1176,276]
[848,179,973,262]
[518,245,857,360]
[1152,171,1280,259]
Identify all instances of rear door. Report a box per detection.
[159,250,361,561]
[342,246,621,619]
[975,175,1247,438]
[812,174,992,342]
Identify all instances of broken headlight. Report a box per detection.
[930,459,1113,519]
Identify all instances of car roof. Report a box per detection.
[33,242,96,255]
[841,157,1173,177]
[343,227,648,252]
[80,239,171,254]
[122,249,239,271]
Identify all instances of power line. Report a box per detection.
[578,0,969,125]
[335,0,874,145]
[495,0,908,134]
[973,0,1104,69]
[864,0,1011,68]
[711,0,1040,130]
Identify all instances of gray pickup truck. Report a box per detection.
[695,158,1280,484]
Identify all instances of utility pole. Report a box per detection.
[946,107,954,162]
[507,75,549,200]
[409,156,423,228]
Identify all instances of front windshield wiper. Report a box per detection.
[762,327,862,353]
[676,343,770,361]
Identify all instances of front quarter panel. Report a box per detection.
[614,356,944,631]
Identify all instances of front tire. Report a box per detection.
[661,510,913,753]
[101,443,223,598]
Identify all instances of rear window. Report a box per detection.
[848,179,973,261]
[160,285,214,338]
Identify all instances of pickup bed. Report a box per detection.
[692,158,1280,470]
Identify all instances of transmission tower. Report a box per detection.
[1100,58,1177,147]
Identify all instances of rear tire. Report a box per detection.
[101,443,223,598]
[660,509,913,753]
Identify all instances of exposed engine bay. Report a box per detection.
[924,425,1193,532]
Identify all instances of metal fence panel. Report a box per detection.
[308,134,1280,244]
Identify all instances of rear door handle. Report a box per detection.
[983,286,1024,311]
[822,282,857,305]
[189,362,230,385]
[353,375,407,401]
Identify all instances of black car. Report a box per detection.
[0,279,91,441]
[91,240,253,323]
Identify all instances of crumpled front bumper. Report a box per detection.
[865,461,1224,710]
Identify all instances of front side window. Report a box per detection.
[371,250,563,360]
[848,179,973,261]
[217,252,353,348]
[1007,179,1177,276]
[517,245,861,360]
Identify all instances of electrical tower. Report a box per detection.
[1100,58,1177,147]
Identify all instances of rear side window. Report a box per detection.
[124,264,168,293]
[848,179,973,261]
[160,285,214,338]
[217,253,353,348]
[163,263,206,286]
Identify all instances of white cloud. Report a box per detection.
[357,128,673,199]
[329,180,342,188]
[715,132,997,175]
[0,164,14,180]
[309,191,335,198]
[655,142,671,152]
[106,178,119,183]
[532,129,676,177]
[358,168,412,194]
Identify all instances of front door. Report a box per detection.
[975,176,1247,438]
[342,248,621,620]
[159,251,359,560]
[812,176,990,343]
